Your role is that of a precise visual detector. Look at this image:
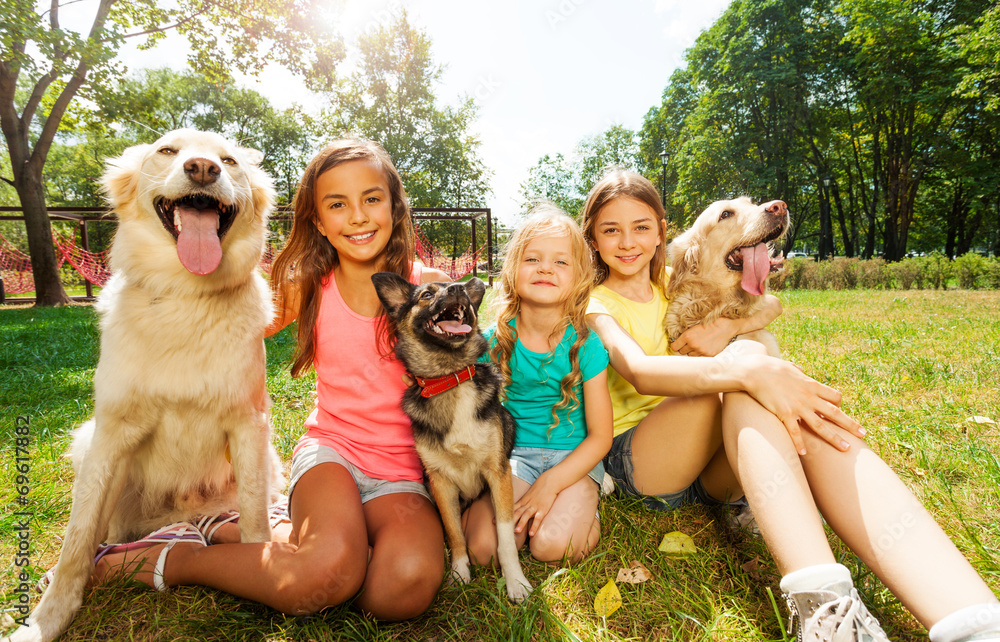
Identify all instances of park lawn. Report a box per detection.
[1,290,998,641]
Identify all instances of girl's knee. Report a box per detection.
[465,526,499,567]
[277,544,367,614]
[363,551,444,620]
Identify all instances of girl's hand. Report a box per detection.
[671,295,782,357]
[513,473,559,537]
[734,351,866,454]
[671,317,740,357]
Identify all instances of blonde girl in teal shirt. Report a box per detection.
[463,205,613,565]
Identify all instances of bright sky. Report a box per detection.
[64,0,733,223]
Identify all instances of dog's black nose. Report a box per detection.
[184,158,221,186]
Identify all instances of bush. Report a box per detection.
[784,256,811,289]
[954,252,989,289]
[857,257,892,289]
[924,252,952,289]
[891,259,922,290]
[984,258,1000,289]
[826,257,860,289]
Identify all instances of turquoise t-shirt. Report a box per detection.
[482,320,609,450]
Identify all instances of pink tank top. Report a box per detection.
[294,264,424,482]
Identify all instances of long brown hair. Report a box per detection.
[580,169,668,298]
[271,138,415,377]
[490,204,594,436]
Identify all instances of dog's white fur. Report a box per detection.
[12,130,283,642]
[666,197,788,358]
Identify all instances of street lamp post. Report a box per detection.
[659,150,669,212]
[820,176,832,260]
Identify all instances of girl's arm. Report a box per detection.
[265,281,302,338]
[513,371,614,536]
[420,267,452,283]
[587,311,864,455]
[670,294,782,357]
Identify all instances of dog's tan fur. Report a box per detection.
[666,197,788,357]
[13,130,283,642]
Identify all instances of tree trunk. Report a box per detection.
[831,182,854,257]
[17,171,70,306]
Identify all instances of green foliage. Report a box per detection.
[518,125,640,218]
[89,68,316,204]
[518,153,584,216]
[628,0,1000,259]
[954,252,990,289]
[325,10,490,211]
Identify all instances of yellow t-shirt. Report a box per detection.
[587,283,671,437]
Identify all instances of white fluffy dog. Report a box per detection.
[666,197,789,357]
[10,129,283,642]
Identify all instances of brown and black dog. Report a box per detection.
[372,273,532,603]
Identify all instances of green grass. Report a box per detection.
[1,290,998,641]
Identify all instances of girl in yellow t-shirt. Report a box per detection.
[581,169,998,642]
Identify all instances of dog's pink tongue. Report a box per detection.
[438,320,472,334]
[740,243,770,296]
[176,205,222,275]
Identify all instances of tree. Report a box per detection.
[518,153,584,216]
[324,10,491,259]
[96,68,316,204]
[1,0,344,305]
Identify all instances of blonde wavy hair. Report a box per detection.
[490,203,594,437]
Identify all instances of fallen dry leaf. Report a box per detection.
[616,560,652,584]
[967,415,996,425]
[658,531,698,555]
[594,579,622,617]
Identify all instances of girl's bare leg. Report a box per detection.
[527,476,600,564]
[353,491,444,620]
[723,390,997,628]
[630,393,742,500]
[94,463,370,614]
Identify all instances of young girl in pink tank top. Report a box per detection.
[87,139,449,621]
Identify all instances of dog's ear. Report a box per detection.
[238,146,265,167]
[101,143,152,210]
[464,277,486,311]
[668,230,700,276]
[372,272,414,321]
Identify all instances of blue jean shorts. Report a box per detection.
[288,444,432,515]
[604,425,726,511]
[510,446,605,488]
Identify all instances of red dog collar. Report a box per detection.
[414,365,475,398]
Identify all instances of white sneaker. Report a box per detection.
[784,582,890,642]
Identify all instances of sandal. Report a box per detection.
[193,496,291,544]
[37,521,207,592]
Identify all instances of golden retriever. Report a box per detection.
[12,129,283,642]
[666,197,789,357]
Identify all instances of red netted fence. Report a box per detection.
[1,206,495,302]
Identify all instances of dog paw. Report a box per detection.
[449,557,472,585]
[5,623,45,642]
[505,573,533,604]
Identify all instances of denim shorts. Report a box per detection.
[510,446,605,488]
[604,425,727,511]
[287,444,432,515]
